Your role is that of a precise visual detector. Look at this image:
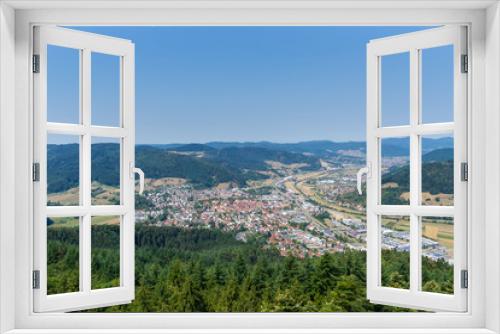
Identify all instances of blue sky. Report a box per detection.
[48,26,453,144]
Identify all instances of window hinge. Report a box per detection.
[461,54,468,73]
[461,269,468,289]
[32,54,40,73]
[32,162,40,182]
[461,162,468,182]
[32,270,40,289]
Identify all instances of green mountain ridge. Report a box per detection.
[136,145,266,188]
[47,143,321,192]
[383,161,453,196]
[337,150,454,207]
[47,142,454,194]
[383,148,453,195]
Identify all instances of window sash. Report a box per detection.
[32,26,136,313]
[366,25,468,312]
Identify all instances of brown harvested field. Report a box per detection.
[91,182,120,205]
[49,182,122,206]
[265,160,309,170]
[381,216,453,254]
[400,192,453,206]
[422,218,454,255]
[49,215,121,227]
[145,177,186,191]
[296,181,315,196]
[284,181,299,193]
[48,187,79,206]
[91,215,121,225]
[49,216,80,227]
[381,216,410,231]
[381,182,399,189]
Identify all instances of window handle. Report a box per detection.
[133,167,145,195]
[356,163,371,195]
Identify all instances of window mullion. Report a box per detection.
[409,48,421,293]
[81,48,92,294]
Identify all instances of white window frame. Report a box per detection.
[365,26,468,312]
[32,26,136,312]
[0,1,499,333]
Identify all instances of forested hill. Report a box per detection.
[206,146,321,171]
[422,148,453,162]
[136,145,268,187]
[337,148,454,208]
[383,148,454,195]
[47,143,321,193]
[47,140,453,194]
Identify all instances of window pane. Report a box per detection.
[380,52,410,127]
[421,216,454,294]
[47,45,80,124]
[91,52,121,127]
[47,134,80,206]
[47,216,80,294]
[381,215,410,289]
[421,45,454,124]
[91,137,121,205]
[381,137,410,205]
[421,135,454,206]
[91,216,121,289]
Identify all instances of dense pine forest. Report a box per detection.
[47,225,453,312]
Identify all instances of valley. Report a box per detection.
[48,138,455,264]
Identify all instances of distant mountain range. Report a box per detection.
[153,137,452,156]
[47,138,453,193]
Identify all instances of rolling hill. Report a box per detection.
[208,146,320,170]
[47,139,454,194]
[47,143,322,193]
[422,148,453,162]
[337,148,454,207]
[383,148,453,194]
[136,145,266,187]
[382,161,454,195]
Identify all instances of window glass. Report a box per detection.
[421,45,454,124]
[380,52,410,127]
[47,134,80,206]
[381,137,410,205]
[91,52,121,127]
[91,137,121,206]
[421,135,454,206]
[381,215,410,289]
[91,216,121,289]
[47,45,80,124]
[47,217,80,294]
[421,216,454,294]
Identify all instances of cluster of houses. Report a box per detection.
[135,180,451,262]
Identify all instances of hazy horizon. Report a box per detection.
[48,136,453,146]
